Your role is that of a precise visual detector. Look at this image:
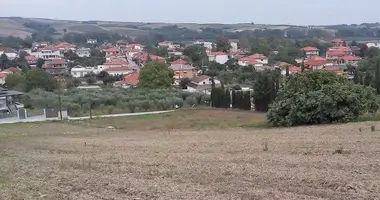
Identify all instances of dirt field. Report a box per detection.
[1,111,380,199]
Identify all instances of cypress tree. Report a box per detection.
[285,65,290,77]
[364,71,373,87]
[353,69,360,84]
[374,60,380,94]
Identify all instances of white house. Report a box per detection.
[0,48,18,60]
[158,41,180,51]
[366,42,380,49]
[71,66,97,78]
[76,48,91,57]
[103,67,135,76]
[30,48,61,59]
[208,52,228,64]
[186,75,221,94]
[87,39,98,44]
[194,40,214,50]
[229,40,239,52]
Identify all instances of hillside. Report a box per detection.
[0,17,315,38]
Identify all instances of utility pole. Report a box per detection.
[58,74,63,120]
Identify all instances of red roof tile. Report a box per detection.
[323,66,343,72]
[104,60,129,66]
[171,59,189,65]
[4,67,19,73]
[0,72,9,79]
[209,51,227,56]
[104,47,119,52]
[104,66,133,72]
[123,72,139,85]
[289,66,301,72]
[55,42,76,49]
[305,56,328,66]
[302,46,318,51]
[341,55,360,61]
[45,59,66,65]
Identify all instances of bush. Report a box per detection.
[139,100,151,111]
[267,71,380,127]
[185,96,197,107]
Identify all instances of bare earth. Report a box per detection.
[1,120,380,199]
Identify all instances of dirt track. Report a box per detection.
[1,122,380,199]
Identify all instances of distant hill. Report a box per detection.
[1,17,380,42]
[0,17,316,38]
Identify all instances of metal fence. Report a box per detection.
[0,108,67,124]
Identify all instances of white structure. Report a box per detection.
[71,66,97,78]
[87,39,98,44]
[366,42,380,49]
[208,52,228,64]
[103,67,134,76]
[0,48,18,60]
[76,48,91,57]
[30,48,61,59]
[194,40,214,50]
[230,40,239,52]
[158,41,180,51]
[186,75,221,94]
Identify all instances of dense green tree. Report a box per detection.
[4,73,26,91]
[267,71,379,127]
[25,68,57,92]
[364,72,373,86]
[0,54,9,70]
[353,70,360,84]
[179,77,191,89]
[252,70,279,112]
[153,46,169,57]
[183,45,208,67]
[36,58,45,68]
[365,47,380,58]
[215,36,231,53]
[86,76,97,85]
[138,61,174,89]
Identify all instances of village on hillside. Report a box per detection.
[0,37,370,92]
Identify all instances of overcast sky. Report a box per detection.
[0,0,378,25]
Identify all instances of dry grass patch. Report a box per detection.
[1,121,380,199]
[69,108,268,131]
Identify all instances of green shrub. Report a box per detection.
[267,71,380,127]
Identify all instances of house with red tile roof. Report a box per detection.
[97,59,130,72]
[305,56,328,70]
[208,52,228,64]
[340,55,361,66]
[322,66,344,75]
[134,53,165,65]
[301,46,319,57]
[171,59,189,65]
[238,54,268,66]
[332,39,346,47]
[326,46,352,63]
[104,47,120,57]
[42,59,68,75]
[103,66,135,76]
[113,71,140,88]
[55,42,76,55]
